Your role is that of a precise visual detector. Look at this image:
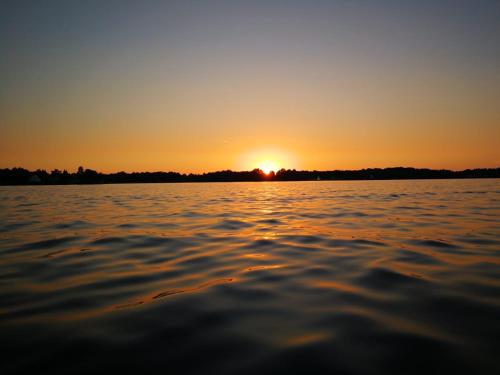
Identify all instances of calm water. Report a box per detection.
[1,179,499,374]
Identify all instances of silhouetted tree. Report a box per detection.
[0,166,499,185]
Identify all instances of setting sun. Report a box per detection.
[259,161,279,175]
[238,148,298,173]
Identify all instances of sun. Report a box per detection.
[239,148,298,174]
[259,161,279,175]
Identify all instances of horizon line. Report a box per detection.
[1,166,499,186]
[2,165,500,175]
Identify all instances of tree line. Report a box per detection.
[0,166,499,185]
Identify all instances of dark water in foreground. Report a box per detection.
[1,179,499,374]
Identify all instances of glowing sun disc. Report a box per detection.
[259,161,279,174]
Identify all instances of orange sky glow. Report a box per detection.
[1,2,499,173]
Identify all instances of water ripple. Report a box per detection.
[0,179,499,374]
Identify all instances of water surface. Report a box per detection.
[1,179,499,374]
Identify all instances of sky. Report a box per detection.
[1,0,499,172]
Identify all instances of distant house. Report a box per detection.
[29,175,41,184]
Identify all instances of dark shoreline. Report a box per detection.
[1,167,499,185]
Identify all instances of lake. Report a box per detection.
[1,179,499,374]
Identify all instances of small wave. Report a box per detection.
[15,236,81,252]
[211,219,253,230]
[256,218,282,225]
[357,267,428,290]
[395,249,444,265]
[152,278,234,300]
[408,239,457,249]
[326,238,386,248]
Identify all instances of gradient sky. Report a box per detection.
[1,0,499,172]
